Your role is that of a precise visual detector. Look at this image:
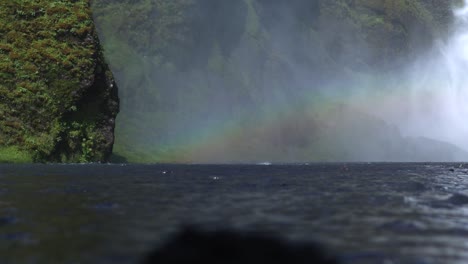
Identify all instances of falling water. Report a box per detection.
[403,0,468,151]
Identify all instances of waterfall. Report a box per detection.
[403,0,468,151]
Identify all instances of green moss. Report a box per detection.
[0,0,118,163]
[0,146,33,163]
[92,0,195,63]
[112,144,188,164]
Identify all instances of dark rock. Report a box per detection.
[143,227,339,264]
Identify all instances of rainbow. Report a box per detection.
[142,73,456,163]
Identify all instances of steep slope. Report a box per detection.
[0,0,119,163]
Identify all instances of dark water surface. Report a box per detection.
[2,163,468,263]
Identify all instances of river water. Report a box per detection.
[1,163,468,263]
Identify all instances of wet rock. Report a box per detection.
[144,227,339,264]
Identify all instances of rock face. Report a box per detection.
[0,0,119,163]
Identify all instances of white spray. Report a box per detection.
[402,0,468,151]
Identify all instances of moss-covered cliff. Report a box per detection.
[92,0,458,162]
[0,0,119,163]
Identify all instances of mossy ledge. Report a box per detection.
[0,0,119,163]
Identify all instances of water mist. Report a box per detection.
[401,0,468,152]
[93,0,468,162]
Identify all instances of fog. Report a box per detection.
[93,0,468,163]
[400,0,468,151]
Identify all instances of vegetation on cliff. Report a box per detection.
[0,0,456,163]
[0,0,119,163]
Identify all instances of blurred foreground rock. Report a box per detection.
[144,228,339,264]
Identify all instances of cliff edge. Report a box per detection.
[0,0,119,163]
